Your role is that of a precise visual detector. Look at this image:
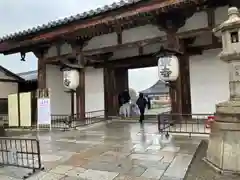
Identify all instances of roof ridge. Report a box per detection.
[140,80,168,94]
[17,70,38,75]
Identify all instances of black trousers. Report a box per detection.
[139,111,145,124]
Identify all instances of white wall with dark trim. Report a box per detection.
[0,71,18,99]
[190,49,229,114]
[85,67,105,113]
[46,64,77,115]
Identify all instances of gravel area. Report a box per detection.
[185,140,240,180]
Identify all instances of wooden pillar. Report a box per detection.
[114,68,129,113]
[69,40,89,120]
[104,68,113,118]
[76,69,85,120]
[165,28,183,114]
[35,50,46,89]
[169,52,192,115]
[70,90,75,117]
[115,68,129,93]
[104,67,119,118]
[180,55,192,114]
[169,82,177,114]
[175,58,183,114]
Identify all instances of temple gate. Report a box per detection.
[0,0,238,118]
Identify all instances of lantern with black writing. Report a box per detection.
[63,69,79,90]
[158,55,179,82]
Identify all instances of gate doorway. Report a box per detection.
[129,67,171,118]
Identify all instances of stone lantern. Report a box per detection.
[205,7,240,173]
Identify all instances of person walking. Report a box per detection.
[145,95,151,109]
[122,89,131,118]
[118,93,124,117]
[136,93,147,126]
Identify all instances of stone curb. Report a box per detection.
[183,140,206,180]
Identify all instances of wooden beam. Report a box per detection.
[207,8,219,46]
[90,39,222,69]
[92,53,157,69]
[38,27,216,65]
[116,26,122,45]
[3,26,211,57]
[229,0,240,8]
[138,45,143,55]
[0,79,20,83]
[82,27,211,56]
[189,42,222,51]
[33,48,47,89]
[117,32,122,45]
[186,46,203,55]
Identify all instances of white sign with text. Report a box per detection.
[37,98,51,129]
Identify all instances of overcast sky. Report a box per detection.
[0,0,158,92]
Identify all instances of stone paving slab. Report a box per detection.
[0,122,201,180]
[163,154,193,179]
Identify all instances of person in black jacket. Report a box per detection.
[136,93,147,126]
[118,93,124,116]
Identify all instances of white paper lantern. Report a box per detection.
[63,69,79,89]
[158,55,179,81]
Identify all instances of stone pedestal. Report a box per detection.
[206,101,240,173]
[205,7,240,174]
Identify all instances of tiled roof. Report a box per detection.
[0,66,25,81]
[0,0,142,42]
[18,70,37,81]
[140,80,169,95]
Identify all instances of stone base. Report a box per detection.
[206,100,240,174]
[203,157,240,175]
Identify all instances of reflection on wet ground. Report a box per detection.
[0,122,201,180]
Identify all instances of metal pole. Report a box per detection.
[71,90,75,117]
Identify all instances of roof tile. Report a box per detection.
[0,0,141,42]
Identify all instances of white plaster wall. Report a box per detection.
[144,42,163,54]
[85,67,104,113]
[178,11,208,33]
[215,6,229,25]
[46,64,76,115]
[111,47,139,60]
[83,32,117,51]
[192,33,212,46]
[190,49,229,114]
[122,24,166,44]
[111,42,164,60]
[0,82,18,98]
[0,71,16,80]
[0,71,18,98]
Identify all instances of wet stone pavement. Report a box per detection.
[0,122,201,180]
